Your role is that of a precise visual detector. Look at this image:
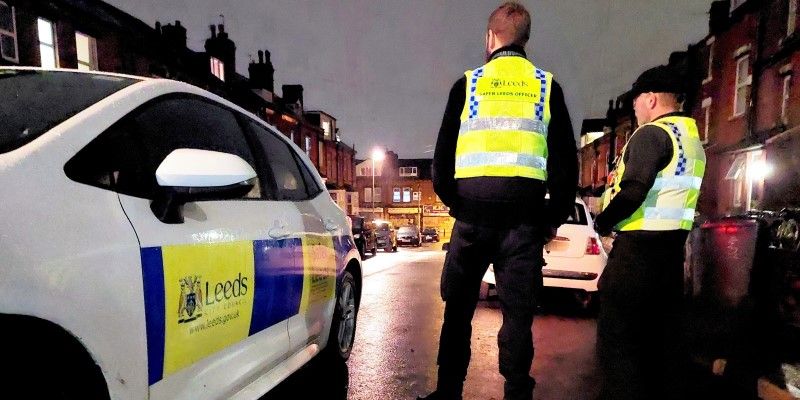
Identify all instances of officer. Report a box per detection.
[419,2,578,399]
[594,65,707,400]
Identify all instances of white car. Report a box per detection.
[481,197,607,308]
[0,68,362,399]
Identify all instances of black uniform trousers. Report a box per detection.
[597,230,690,400]
[436,219,544,400]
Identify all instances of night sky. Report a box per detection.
[105,0,713,157]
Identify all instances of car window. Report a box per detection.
[565,203,589,225]
[293,150,323,198]
[349,216,364,230]
[1,70,137,154]
[244,119,313,201]
[543,199,589,226]
[398,227,416,234]
[65,95,261,200]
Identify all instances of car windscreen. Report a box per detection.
[0,70,138,154]
[398,227,415,235]
[375,223,390,231]
[422,228,436,234]
[544,199,589,226]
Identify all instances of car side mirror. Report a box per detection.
[150,149,257,224]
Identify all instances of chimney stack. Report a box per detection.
[249,48,275,92]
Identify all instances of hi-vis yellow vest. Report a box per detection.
[454,56,553,180]
[602,115,706,231]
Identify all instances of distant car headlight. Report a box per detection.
[354,234,361,239]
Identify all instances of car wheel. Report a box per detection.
[323,270,358,361]
[392,245,397,252]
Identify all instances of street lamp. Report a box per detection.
[371,148,385,219]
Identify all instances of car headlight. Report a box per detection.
[354,234,361,239]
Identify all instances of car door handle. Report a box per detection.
[323,218,339,232]
[269,220,291,239]
[268,227,291,239]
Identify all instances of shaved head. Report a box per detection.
[488,2,531,47]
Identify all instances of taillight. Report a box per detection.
[701,220,748,234]
[586,237,601,255]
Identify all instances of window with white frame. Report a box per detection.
[322,121,331,139]
[790,0,798,36]
[393,187,401,203]
[304,136,311,156]
[733,55,751,116]
[726,153,747,208]
[412,191,420,202]
[701,97,712,144]
[402,187,411,203]
[782,74,792,124]
[0,2,18,63]
[37,18,58,68]
[374,187,381,202]
[704,37,715,83]
[75,32,97,71]
[364,187,372,203]
[399,166,418,177]
[210,56,225,81]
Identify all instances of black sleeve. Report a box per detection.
[544,80,579,228]
[594,125,673,233]
[432,76,466,209]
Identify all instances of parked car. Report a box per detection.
[0,68,362,399]
[397,226,422,247]
[481,196,607,309]
[374,220,398,252]
[422,227,440,243]
[349,215,378,258]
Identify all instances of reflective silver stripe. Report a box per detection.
[651,176,702,190]
[455,152,547,170]
[643,207,695,221]
[459,117,548,136]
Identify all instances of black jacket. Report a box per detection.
[432,45,578,228]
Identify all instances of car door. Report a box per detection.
[98,94,296,399]
[242,119,340,353]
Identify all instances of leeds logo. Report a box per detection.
[178,275,204,323]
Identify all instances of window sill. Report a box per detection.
[729,113,746,121]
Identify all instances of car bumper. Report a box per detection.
[482,255,606,292]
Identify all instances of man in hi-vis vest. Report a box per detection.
[594,65,706,400]
[421,3,577,399]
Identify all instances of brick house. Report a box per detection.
[0,0,357,203]
[579,0,800,218]
[354,152,455,239]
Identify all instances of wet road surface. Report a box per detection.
[263,244,601,400]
